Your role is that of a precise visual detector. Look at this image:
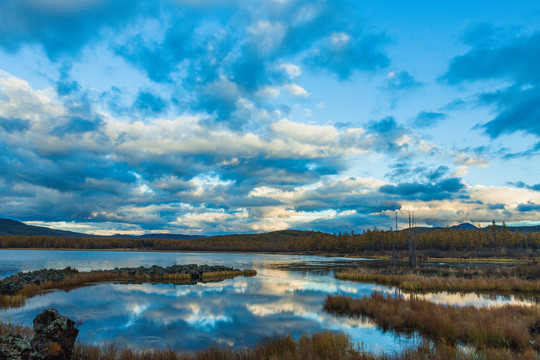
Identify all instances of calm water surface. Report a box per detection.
[0,250,534,352]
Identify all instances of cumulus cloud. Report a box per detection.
[1,6,540,234]
[283,84,309,98]
[4,69,513,233]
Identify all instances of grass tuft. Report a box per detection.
[324,292,540,352]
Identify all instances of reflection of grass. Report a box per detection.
[2,318,538,359]
[1,268,256,309]
[325,292,540,355]
[1,271,129,308]
[336,265,540,293]
[134,273,191,282]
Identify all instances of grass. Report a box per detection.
[0,317,32,340]
[1,268,256,308]
[2,317,538,359]
[335,264,540,293]
[324,292,540,353]
[426,257,527,264]
[243,269,258,277]
[201,270,243,280]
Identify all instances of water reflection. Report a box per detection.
[411,291,539,307]
[0,250,537,353]
[2,268,413,353]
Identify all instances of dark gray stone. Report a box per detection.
[30,308,79,360]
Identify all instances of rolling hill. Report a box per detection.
[0,219,204,240]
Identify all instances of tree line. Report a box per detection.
[0,226,538,257]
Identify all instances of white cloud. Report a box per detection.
[255,86,281,99]
[279,63,302,79]
[247,20,286,54]
[283,83,309,97]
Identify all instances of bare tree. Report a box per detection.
[393,211,398,270]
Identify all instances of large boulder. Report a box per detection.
[31,308,79,360]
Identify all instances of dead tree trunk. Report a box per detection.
[408,211,413,268]
[394,211,398,270]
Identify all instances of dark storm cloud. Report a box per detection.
[133,90,168,115]
[517,202,540,212]
[0,117,29,133]
[220,156,345,188]
[444,24,540,85]
[53,116,104,135]
[0,145,137,194]
[0,1,151,59]
[512,181,540,192]
[413,111,448,128]
[379,177,465,201]
[477,87,540,138]
[443,25,540,138]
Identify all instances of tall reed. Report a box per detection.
[324,292,540,352]
[335,268,540,293]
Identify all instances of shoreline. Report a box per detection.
[0,248,529,264]
[0,247,374,259]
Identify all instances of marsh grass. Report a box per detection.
[201,270,243,281]
[324,292,540,353]
[2,317,537,360]
[1,268,254,309]
[0,316,32,340]
[242,269,257,277]
[335,267,540,293]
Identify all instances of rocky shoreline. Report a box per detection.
[1,264,252,296]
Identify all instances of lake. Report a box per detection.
[0,250,534,353]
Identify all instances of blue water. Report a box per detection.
[0,250,415,352]
[1,250,531,352]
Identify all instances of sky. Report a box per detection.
[0,0,540,236]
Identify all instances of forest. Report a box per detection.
[0,225,539,258]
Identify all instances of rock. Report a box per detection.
[30,308,79,360]
[0,334,33,360]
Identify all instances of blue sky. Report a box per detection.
[1,0,540,235]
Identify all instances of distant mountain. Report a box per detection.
[0,218,205,240]
[0,219,91,238]
[112,233,205,240]
[450,223,477,230]
[401,222,540,234]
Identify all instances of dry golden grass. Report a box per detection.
[201,270,243,280]
[0,317,33,340]
[2,317,538,360]
[1,268,256,308]
[1,270,215,309]
[242,269,257,277]
[335,267,540,293]
[68,332,540,360]
[324,292,540,353]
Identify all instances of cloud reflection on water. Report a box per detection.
[1,251,537,353]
